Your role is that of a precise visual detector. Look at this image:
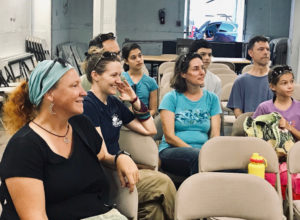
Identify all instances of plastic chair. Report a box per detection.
[102,167,138,219]
[175,172,285,220]
[208,63,230,70]
[209,68,236,76]
[119,127,159,171]
[199,136,282,201]
[241,64,253,74]
[158,62,175,86]
[287,141,300,220]
[231,112,254,136]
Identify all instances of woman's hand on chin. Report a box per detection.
[116,155,139,192]
[116,80,136,102]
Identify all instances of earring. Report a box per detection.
[49,102,56,115]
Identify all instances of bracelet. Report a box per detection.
[130,96,138,104]
[114,150,131,164]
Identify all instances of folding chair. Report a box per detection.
[208,63,230,70]
[175,172,285,220]
[287,141,300,220]
[102,167,138,219]
[199,136,282,201]
[119,127,159,171]
[241,64,253,74]
[231,112,254,136]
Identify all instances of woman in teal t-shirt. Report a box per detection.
[122,43,158,116]
[159,53,222,177]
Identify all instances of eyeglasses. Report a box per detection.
[93,52,119,70]
[272,65,292,78]
[40,58,68,90]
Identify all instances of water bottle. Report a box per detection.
[248,153,267,179]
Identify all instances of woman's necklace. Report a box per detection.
[32,121,70,144]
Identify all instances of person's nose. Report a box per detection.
[79,84,87,96]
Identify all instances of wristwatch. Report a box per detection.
[115,150,131,164]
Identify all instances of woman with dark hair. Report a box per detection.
[0,59,138,219]
[122,43,158,116]
[82,49,176,220]
[159,53,221,177]
[253,65,300,140]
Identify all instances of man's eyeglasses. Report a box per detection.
[93,52,119,70]
[272,65,292,78]
[40,58,68,90]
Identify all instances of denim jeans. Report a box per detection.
[159,147,200,177]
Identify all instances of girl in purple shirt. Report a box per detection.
[253,65,300,140]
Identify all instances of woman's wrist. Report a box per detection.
[130,96,138,104]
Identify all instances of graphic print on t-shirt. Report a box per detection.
[175,109,209,125]
[112,114,123,127]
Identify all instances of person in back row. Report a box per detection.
[189,39,222,98]
[159,53,221,177]
[227,35,273,118]
[82,45,176,220]
[122,43,158,116]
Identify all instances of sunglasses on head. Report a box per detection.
[272,65,292,78]
[93,52,119,70]
[40,58,69,90]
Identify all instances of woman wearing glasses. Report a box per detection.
[121,43,158,116]
[0,59,138,219]
[159,53,221,177]
[253,65,300,140]
[82,49,176,220]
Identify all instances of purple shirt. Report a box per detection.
[253,99,300,131]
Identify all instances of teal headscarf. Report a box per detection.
[29,60,74,106]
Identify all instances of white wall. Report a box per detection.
[32,0,51,53]
[93,0,116,37]
[0,0,32,58]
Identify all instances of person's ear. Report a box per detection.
[44,90,54,102]
[248,49,253,58]
[91,70,100,82]
[269,83,276,92]
[181,72,186,79]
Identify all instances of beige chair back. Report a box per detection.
[158,62,175,75]
[231,112,254,136]
[159,71,173,102]
[208,63,230,70]
[220,82,234,102]
[287,142,300,220]
[217,73,237,88]
[103,167,138,219]
[292,83,300,101]
[199,136,282,200]
[242,64,253,74]
[209,68,236,76]
[119,128,159,170]
[175,172,284,220]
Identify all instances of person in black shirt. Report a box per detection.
[0,59,138,219]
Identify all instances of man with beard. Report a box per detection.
[227,35,273,118]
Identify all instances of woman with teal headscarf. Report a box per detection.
[0,59,138,220]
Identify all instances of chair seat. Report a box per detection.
[224,115,236,124]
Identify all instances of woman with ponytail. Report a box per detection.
[0,58,138,220]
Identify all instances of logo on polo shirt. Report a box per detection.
[112,114,122,127]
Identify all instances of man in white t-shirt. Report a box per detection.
[189,39,222,98]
